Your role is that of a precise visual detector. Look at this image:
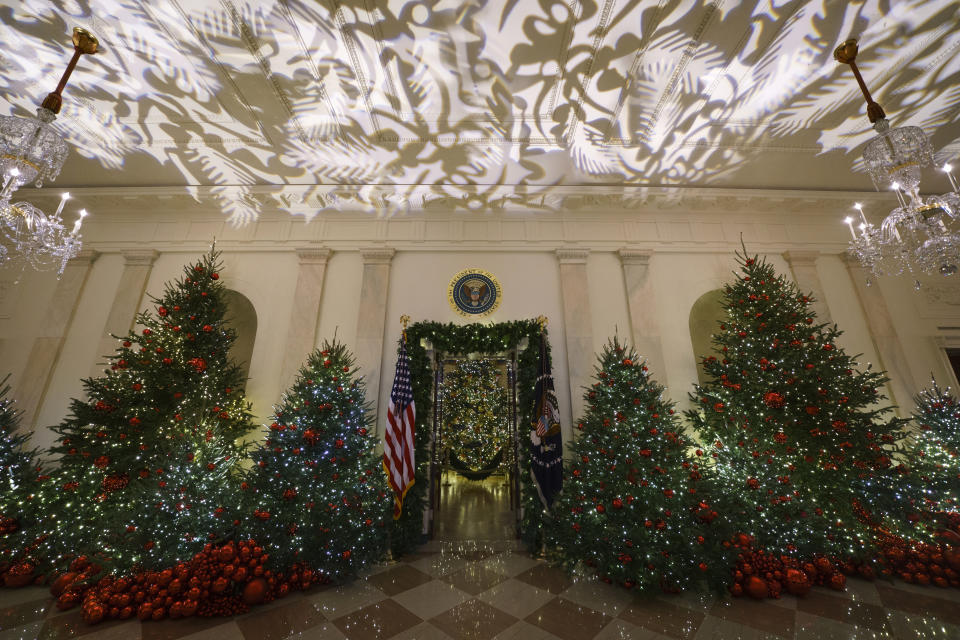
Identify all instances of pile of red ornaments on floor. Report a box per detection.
[728,510,960,601]
[727,533,847,600]
[3,539,327,624]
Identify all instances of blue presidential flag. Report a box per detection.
[530,331,562,508]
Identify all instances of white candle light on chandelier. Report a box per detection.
[943,163,959,193]
[55,192,70,219]
[71,208,87,236]
[844,216,857,240]
[890,181,908,209]
[1,167,20,197]
[854,202,869,226]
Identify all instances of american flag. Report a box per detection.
[384,336,415,520]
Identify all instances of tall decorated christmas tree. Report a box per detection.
[687,248,908,561]
[907,380,960,512]
[0,376,42,557]
[34,249,255,574]
[549,339,725,592]
[240,341,388,582]
[440,359,510,477]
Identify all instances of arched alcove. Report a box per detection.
[689,289,726,386]
[222,289,257,384]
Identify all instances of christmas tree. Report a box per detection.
[441,359,509,476]
[549,339,725,592]
[687,248,908,561]
[0,375,41,540]
[906,380,960,512]
[240,340,388,582]
[33,249,255,574]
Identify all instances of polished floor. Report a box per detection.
[2,474,960,639]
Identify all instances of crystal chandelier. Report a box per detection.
[0,27,99,275]
[834,39,960,287]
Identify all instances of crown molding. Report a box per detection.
[14,184,894,218]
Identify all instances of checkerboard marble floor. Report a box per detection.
[3,538,960,640]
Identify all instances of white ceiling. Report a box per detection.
[1,0,959,221]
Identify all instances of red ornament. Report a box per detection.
[188,357,207,372]
[784,568,810,596]
[242,578,267,605]
[828,573,846,591]
[203,324,213,332]
[763,392,785,409]
[50,572,79,597]
[612,498,623,509]
[805,406,819,416]
[2,561,35,587]
[82,601,106,625]
[745,575,768,599]
[943,548,960,571]
[57,590,82,611]
[211,272,219,280]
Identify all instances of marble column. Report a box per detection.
[279,247,332,388]
[783,251,832,324]
[842,254,918,410]
[556,247,593,422]
[19,250,99,429]
[356,247,395,432]
[618,248,667,381]
[90,250,158,377]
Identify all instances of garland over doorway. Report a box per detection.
[389,319,555,554]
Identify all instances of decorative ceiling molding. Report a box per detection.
[16,183,898,218]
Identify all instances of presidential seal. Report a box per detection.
[448,269,502,317]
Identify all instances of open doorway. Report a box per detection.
[430,355,520,541]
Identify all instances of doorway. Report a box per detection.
[429,355,520,541]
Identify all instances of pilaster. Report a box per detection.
[618,248,667,384]
[783,250,832,324]
[556,247,593,422]
[90,249,159,376]
[356,247,395,431]
[842,254,918,411]
[19,250,99,429]
[279,247,332,388]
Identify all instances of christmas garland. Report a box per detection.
[389,319,551,555]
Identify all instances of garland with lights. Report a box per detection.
[440,359,510,477]
[392,320,550,555]
[239,340,389,581]
[548,339,729,593]
[687,246,911,573]
[22,250,255,581]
